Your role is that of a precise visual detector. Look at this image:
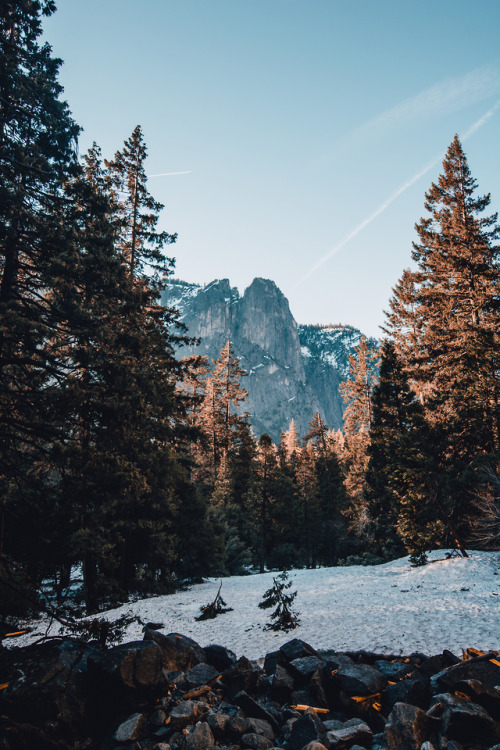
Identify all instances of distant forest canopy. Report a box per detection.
[0,1,498,620]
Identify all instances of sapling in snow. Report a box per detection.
[259,571,299,631]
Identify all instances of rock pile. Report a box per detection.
[1,631,499,750]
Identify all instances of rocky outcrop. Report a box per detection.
[162,278,378,441]
[2,634,500,749]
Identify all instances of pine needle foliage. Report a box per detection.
[259,571,299,631]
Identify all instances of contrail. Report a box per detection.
[294,98,500,291]
[148,171,192,177]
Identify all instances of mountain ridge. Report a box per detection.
[162,277,378,440]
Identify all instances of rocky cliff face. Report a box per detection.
[162,278,377,441]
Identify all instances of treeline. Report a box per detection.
[1,2,498,621]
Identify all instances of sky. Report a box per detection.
[44,1,500,337]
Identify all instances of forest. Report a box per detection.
[0,1,498,621]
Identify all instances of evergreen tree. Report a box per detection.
[339,336,379,534]
[365,341,439,562]
[259,571,299,631]
[385,136,500,545]
[304,413,347,565]
[0,0,80,600]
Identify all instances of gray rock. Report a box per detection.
[228,710,251,738]
[279,639,321,664]
[270,664,294,702]
[336,663,387,696]
[185,662,220,686]
[384,702,429,750]
[326,719,372,749]
[182,721,215,750]
[247,717,275,740]
[453,678,500,720]
[234,691,281,733]
[241,732,274,750]
[207,712,230,737]
[144,631,205,671]
[382,678,429,713]
[287,710,326,750]
[289,657,323,683]
[204,644,237,671]
[375,659,412,680]
[429,660,500,694]
[301,742,328,750]
[170,700,207,731]
[88,639,165,693]
[429,692,497,745]
[113,712,143,742]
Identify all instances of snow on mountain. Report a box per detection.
[12,551,500,659]
[161,278,378,440]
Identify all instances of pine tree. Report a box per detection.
[385,136,499,544]
[339,336,379,534]
[0,0,80,600]
[105,125,177,279]
[365,341,440,562]
[304,413,347,565]
[259,571,299,631]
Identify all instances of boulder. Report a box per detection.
[221,656,263,696]
[336,663,387,696]
[279,639,320,664]
[429,693,498,745]
[0,638,94,740]
[384,702,430,750]
[374,659,412,680]
[382,678,429,714]
[204,644,237,671]
[286,710,326,750]
[429,659,500,694]
[113,712,144,742]
[270,664,294,702]
[241,732,274,750]
[169,700,208,731]
[234,691,281,733]
[87,639,165,702]
[289,656,323,684]
[325,718,373,749]
[454,679,500,720]
[144,631,205,671]
[185,662,220,687]
[181,721,215,750]
[247,717,275,740]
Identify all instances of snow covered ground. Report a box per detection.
[11,550,500,659]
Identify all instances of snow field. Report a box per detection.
[12,550,500,659]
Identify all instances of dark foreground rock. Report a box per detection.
[1,634,500,750]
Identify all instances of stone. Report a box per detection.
[170,701,207,731]
[206,712,230,737]
[327,653,354,670]
[453,678,500,720]
[302,743,328,750]
[264,651,281,676]
[182,721,215,750]
[289,656,323,684]
[0,638,94,739]
[409,655,447,685]
[233,691,281,734]
[113,712,143,742]
[228,710,251,738]
[326,719,373,749]
[247,717,275,740]
[222,656,263,696]
[270,664,294,702]
[87,639,165,695]
[286,710,326,750]
[375,659,412,680]
[429,659,500,694]
[384,702,429,750]
[204,644,237,672]
[241,733,274,750]
[144,631,205,671]
[336,663,387,696]
[150,708,168,726]
[309,666,329,708]
[429,692,497,746]
[382,678,429,714]
[185,662,220,687]
[279,639,320,664]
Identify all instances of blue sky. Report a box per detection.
[45,1,500,337]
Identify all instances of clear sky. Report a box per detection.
[44,1,500,337]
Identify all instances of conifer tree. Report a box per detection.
[339,336,379,533]
[385,136,499,544]
[0,0,80,598]
[259,571,299,631]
